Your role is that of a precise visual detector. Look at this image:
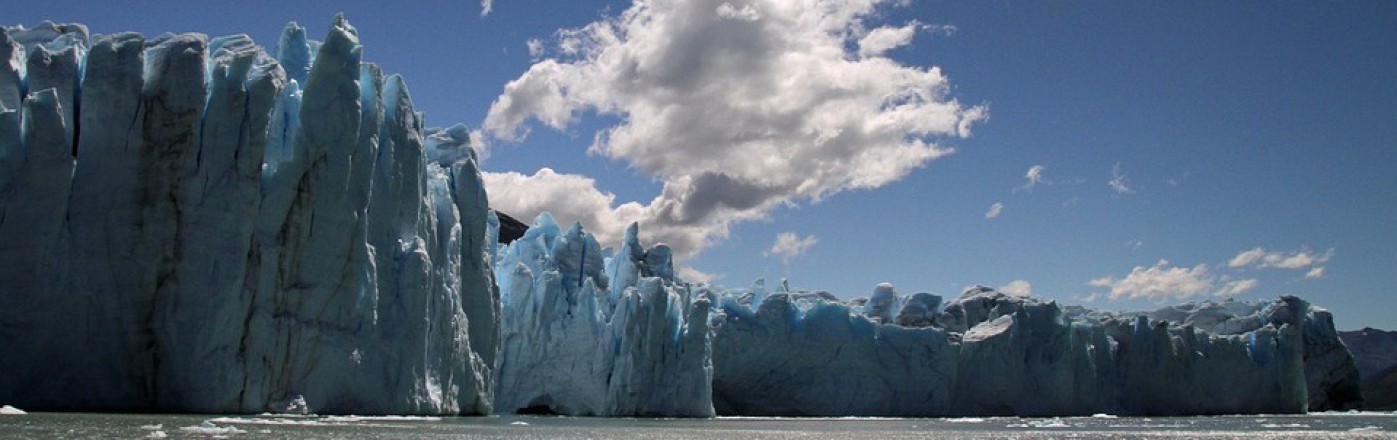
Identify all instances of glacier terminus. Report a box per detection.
[0,17,1365,417]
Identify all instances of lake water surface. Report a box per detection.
[1,411,1394,439]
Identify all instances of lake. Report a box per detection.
[1,411,1394,439]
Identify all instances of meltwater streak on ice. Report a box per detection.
[0,17,498,415]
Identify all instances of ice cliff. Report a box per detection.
[493,217,713,417]
[0,18,497,415]
[710,285,1362,416]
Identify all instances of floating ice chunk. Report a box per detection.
[1261,423,1310,428]
[0,405,24,415]
[178,421,247,435]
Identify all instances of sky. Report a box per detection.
[7,0,1395,330]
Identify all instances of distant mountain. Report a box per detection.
[1363,364,1397,411]
[1337,327,1397,410]
[1338,328,1397,380]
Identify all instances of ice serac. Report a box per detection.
[427,124,502,374]
[0,17,496,415]
[494,217,713,417]
[0,24,87,405]
[711,285,1352,416]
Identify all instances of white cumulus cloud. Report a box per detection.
[985,202,1004,219]
[766,232,818,262]
[482,0,986,259]
[481,168,647,249]
[1088,260,1258,301]
[481,0,493,17]
[1000,280,1032,297]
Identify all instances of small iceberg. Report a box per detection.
[0,405,25,415]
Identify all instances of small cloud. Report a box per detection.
[1263,248,1333,269]
[858,20,922,58]
[526,38,544,59]
[1026,165,1046,185]
[1165,171,1189,187]
[1215,277,1259,297]
[480,0,494,17]
[1000,280,1032,297]
[1125,239,1144,250]
[1229,247,1266,268]
[1109,163,1135,195]
[1305,267,1326,279]
[925,24,957,36]
[765,232,818,263]
[1229,247,1334,270]
[985,202,1004,219]
[1014,165,1047,192]
[1088,260,1257,301]
[678,266,722,284]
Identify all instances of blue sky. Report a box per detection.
[9,1,1395,330]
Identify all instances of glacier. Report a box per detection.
[493,217,712,417]
[709,284,1362,416]
[0,17,1365,418]
[0,17,496,415]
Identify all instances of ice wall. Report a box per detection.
[0,17,497,415]
[1112,295,1364,411]
[712,285,1353,416]
[493,218,713,417]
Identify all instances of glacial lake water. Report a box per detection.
[1,411,1395,439]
